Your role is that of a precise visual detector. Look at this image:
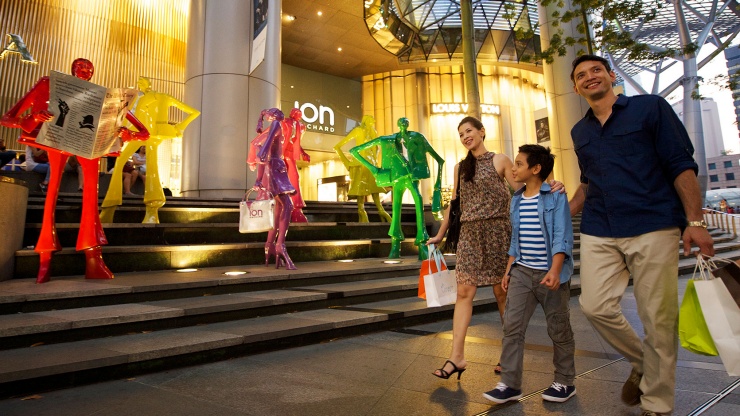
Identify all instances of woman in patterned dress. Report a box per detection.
[427,116,563,379]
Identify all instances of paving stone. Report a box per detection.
[291,308,388,328]
[34,304,184,328]
[0,378,247,416]
[205,314,334,342]
[233,289,327,304]
[0,279,132,301]
[145,294,272,315]
[0,343,127,383]
[86,327,244,363]
[0,313,72,337]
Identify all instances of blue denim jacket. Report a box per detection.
[508,183,574,283]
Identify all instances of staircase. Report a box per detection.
[1,192,738,399]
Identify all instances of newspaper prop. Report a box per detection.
[36,71,138,159]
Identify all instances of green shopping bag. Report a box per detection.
[679,279,719,356]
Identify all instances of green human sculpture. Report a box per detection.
[350,117,443,260]
[333,115,392,223]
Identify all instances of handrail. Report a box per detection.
[704,208,737,237]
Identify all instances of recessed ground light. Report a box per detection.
[337,259,354,263]
[443,253,456,256]
[284,15,296,21]
[176,268,198,273]
[383,260,402,264]
[223,271,248,276]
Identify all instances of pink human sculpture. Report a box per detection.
[281,108,310,223]
[0,58,149,283]
[248,108,297,270]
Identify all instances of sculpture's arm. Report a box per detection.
[349,137,381,175]
[0,78,53,133]
[171,99,201,135]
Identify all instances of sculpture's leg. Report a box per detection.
[371,193,391,223]
[142,142,166,224]
[356,198,369,223]
[286,157,308,223]
[100,141,140,223]
[409,181,429,260]
[274,194,296,270]
[34,151,67,283]
[388,183,406,259]
[77,157,113,279]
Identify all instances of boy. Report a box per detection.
[483,144,576,404]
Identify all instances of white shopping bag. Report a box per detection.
[239,190,275,233]
[693,256,740,376]
[423,248,457,307]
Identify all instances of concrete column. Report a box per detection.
[538,0,589,193]
[182,0,281,198]
[675,2,707,195]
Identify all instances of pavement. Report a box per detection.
[0,272,738,416]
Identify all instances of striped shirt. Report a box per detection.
[515,194,548,270]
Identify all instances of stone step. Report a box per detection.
[1,243,737,399]
[12,238,428,279]
[22,221,430,247]
[13,226,734,279]
[24,196,430,224]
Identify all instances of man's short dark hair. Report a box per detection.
[518,144,555,181]
[570,54,612,83]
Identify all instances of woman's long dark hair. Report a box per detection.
[457,116,485,182]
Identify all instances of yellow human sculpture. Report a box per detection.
[100,77,200,223]
[333,115,392,223]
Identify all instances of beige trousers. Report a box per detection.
[579,228,679,414]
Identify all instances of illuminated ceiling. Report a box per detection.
[281,1,740,81]
[363,0,541,64]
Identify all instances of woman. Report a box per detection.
[132,145,147,183]
[25,146,50,191]
[427,116,562,379]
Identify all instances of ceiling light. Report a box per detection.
[317,11,323,16]
[176,268,198,273]
[283,15,296,21]
[337,47,342,52]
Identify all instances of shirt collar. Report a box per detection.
[513,182,551,196]
[584,94,628,120]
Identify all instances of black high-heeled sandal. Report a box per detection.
[433,360,466,380]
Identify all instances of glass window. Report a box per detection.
[727,173,735,181]
[709,163,716,170]
[725,161,733,168]
[710,175,719,182]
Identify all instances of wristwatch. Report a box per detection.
[687,220,708,228]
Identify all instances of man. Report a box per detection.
[568,55,714,416]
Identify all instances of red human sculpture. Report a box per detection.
[248,108,297,270]
[281,108,310,223]
[0,58,149,283]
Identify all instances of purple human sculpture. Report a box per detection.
[248,108,297,270]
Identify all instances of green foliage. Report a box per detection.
[524,0,699,63]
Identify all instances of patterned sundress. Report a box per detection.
[455,152,512,286]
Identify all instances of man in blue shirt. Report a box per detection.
[568,55,714,416]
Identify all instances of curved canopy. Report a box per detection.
[363,0,541,64]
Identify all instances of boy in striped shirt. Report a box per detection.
[484,144,576,404]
